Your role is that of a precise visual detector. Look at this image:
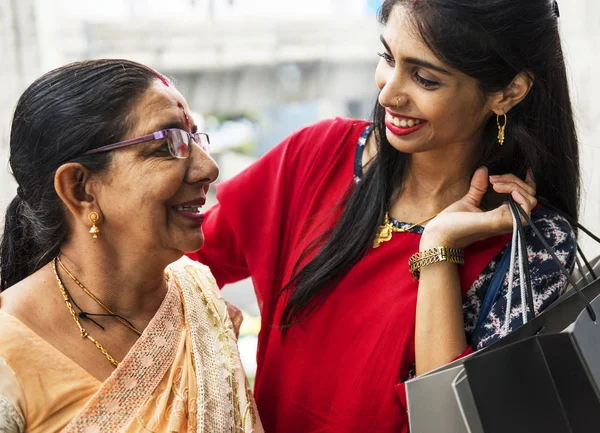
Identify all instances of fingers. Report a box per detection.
[510,190,535,215]
[225,301,244,338]
[463,166,489,207]
[490,182,537,212]
[489,172,536,197]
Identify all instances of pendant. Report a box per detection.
[373,223,393,248]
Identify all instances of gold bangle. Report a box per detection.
[408,246,465,280]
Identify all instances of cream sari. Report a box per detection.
[0,257,262,433]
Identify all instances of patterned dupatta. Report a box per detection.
[60,257,262,433]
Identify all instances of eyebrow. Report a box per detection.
[379,34,451,75]
[156,121,199,134]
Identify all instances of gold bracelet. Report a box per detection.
[408,246,465,280]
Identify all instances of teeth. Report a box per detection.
[176,205,201,213]
[388,113,425,128]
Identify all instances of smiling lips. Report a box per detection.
[385,110,427,136]
[173,199,206,222]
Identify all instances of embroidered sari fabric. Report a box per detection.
[0,257,262,433]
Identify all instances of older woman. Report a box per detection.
[189,1,578,432]
[0,60,262,433]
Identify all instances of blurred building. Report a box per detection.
[1,0,600,257]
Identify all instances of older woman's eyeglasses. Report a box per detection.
[85,129,210,158]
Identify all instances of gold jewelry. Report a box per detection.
[88,211,100,239]
[56,256,142,336]
[52,258,120,367]
[408,246,465,280]
[373,211,439,248]
[496,112,507,145]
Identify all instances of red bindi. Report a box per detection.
[177,102,191,129]
[156,73,170,87]
[145,65,170,87]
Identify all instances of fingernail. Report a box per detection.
[489,175,499,179]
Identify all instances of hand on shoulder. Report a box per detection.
[421,167,537,250]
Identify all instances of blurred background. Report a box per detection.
[1,0,599,380]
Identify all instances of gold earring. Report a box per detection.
[497,112,507,145]
[88,212,100,239]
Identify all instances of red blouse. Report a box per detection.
[188,118,509,432]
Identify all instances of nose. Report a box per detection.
[376,64,409,110]
[186,140,219,185]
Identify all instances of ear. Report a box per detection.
[54,163,102,226]
[489,72,534,115]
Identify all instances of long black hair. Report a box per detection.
[0,59,159,291]
[280,0,579,329]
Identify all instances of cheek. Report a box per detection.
[107,164,185,213]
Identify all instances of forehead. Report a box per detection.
[383,5,438,61]
[127,79,192,136]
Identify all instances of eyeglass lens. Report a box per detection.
[166,129,209,158]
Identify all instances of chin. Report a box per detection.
[385,130,437,154]
[182,234,205,253]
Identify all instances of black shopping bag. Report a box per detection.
[461,199,600,433]
[464,292,600,433]
[406,199,600,433]
[407,198,600,433]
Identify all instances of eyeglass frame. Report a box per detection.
[84,128,210,158]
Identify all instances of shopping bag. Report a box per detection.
[463,294,600,433]
[406,198,600,433]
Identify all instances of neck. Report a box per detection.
[392,147,477,218]
[57,241,172,319]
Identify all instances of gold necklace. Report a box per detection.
[56,256,142,337]
[52,258,120,367]
[373,211,439,248]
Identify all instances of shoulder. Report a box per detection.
[290,117,370,139]
[216,118,371,201]
[168,256,220,294]
[276,117,371,157]
[528,207,576,263]
[516,207,577,290]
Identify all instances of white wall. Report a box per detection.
[561,1,600,255]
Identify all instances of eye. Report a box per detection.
[414,72,440,90]
[377,52,395,65]
[152,142,172,156]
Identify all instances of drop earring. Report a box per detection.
[497,112,507,145]
[88,212,100,239]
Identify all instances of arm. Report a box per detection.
[188,202,250,288]
[414,168,538,375]
[188,128,303,288]
[188,119,353,291]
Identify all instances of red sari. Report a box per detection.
[189,118,509,432]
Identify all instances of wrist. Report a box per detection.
[409,246,465,280]
[420,229,454,250]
